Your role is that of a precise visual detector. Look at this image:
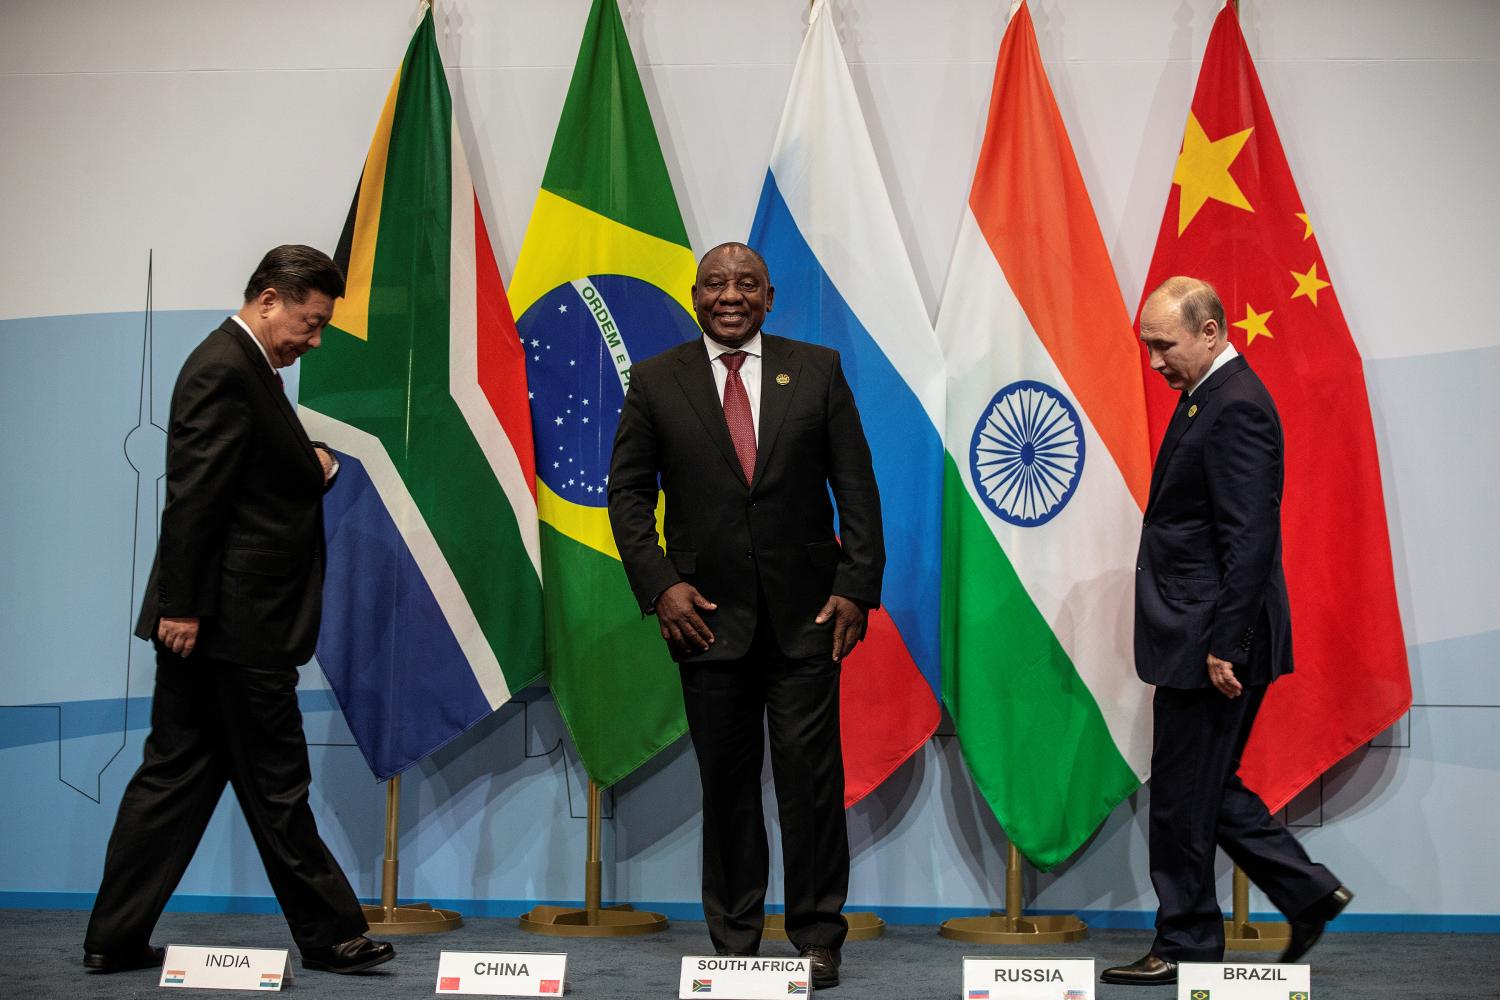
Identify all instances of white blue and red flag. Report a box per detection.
[747,0,943,804]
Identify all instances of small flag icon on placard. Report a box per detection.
[787,981,808,995]
[541,980,561,994]
[692,981,713,994]
[439,976,461,991]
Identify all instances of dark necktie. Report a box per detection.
[719,351,757,484]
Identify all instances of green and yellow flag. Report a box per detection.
[511,0,697,786]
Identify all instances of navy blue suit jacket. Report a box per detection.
[1135,354,1293,689]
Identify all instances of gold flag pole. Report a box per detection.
[1224,865,1289,951]
[520,780,668,937]
[362,774,463,934]
[938,843,1088,944]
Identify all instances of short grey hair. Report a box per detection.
[1149,275,1224,335]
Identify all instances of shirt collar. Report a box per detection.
[702,332,762,361]
[230,314,277,371]
[1187,341,1238,397]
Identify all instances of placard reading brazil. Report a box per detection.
[969,379,1086,527]
[518,275,699,507]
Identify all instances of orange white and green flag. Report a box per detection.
[936,0,1153,869]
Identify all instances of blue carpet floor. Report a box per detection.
[6,908,1495,998]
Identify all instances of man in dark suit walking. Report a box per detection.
[608,243,883,989]
[84,245,392,975]
[1103,277,1351,986]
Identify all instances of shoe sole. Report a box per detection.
[1099,974,1177,985]
[83,951,164,973]
[302,950,394,975]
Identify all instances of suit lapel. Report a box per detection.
[672,340,750,487]
[1144,354,1249,515]
[222,320,322,478]
[751,335,800,486]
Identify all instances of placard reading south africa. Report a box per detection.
[158,945,292,991]
[678,955,813,998]
[961,958,1094,999]
[435,952,567,996]
[1177,962,1310,1000]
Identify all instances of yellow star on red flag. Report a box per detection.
[1295,211,1314,239]
[1232,302,1274,345]
[1173,111,1254,235]
[1291,261,1332,305]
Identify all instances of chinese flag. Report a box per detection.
[1136,5,1411,811]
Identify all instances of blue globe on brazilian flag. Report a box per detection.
[510,0,698,786]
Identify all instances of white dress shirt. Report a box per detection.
[230,314,277,372]
[1188,341,1239,397]
[703,332,763,443]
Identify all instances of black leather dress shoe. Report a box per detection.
[1281,885,1354,963]
[1100,953,1178,985]
[799,945,840,990]
[301,935,395,974]
[82,945,165,973]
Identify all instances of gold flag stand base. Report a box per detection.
[763,911,886,942]
[939,844,1088,944]
[1225,866,1289,952]
[364,775,463,936]
[363,901,463,935]
[518,781,668,939]
[519,903,668,938]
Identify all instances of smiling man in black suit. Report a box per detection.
[84,245,392,976]
[1103,276,1352,987]
[608,242,883,989]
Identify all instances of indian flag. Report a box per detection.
[936,0,1153,869]
[509,0,695,787]
[298,7,543,778]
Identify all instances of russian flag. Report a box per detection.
[748,0,943,806]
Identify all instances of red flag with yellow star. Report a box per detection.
[1136,5,1411,811]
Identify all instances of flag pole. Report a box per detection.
[520,779,668,937]
[1224,865,1289,951]
[938,843,1088,943]
[361,774,464,934]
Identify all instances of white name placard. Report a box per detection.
[679,955,813,998]
[158,945,292,991]
[435,951,567,996]
[962,958,1095,999]
[1178,962,1310,1000]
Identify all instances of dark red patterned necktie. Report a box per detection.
[718,351,756,484]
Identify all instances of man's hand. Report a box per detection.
[314,446,336,483]
[1207,652,1242,698]
[655,582,718,655]
[816,595,868,662]
[158,616,200,658]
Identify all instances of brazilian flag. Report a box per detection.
[509,0,697,785]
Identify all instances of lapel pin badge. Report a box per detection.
[1188,404,1198,418]
[775,372,791,386]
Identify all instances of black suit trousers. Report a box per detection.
[1148,684,1340,961]
[85,649,367,954]
[678,607,848,956]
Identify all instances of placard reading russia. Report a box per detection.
[435,951,567,996]
[961,958,1095,999]
[158,945,293,991]
[1177,962,1310,1000]
[678,955,813,998]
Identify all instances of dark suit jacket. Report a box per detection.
[608,334,884,663]
[134,319,333,667]
[1135,354,1293,689]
